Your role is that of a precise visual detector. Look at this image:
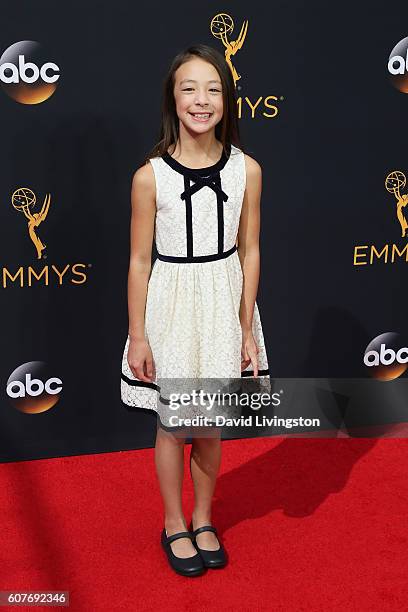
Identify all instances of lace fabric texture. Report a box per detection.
[121,144,270,416]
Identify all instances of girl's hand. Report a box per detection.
[127,337,156,382]
[241,330,259,377]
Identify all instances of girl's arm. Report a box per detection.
[127,163,156,343]
[237,155,262,337]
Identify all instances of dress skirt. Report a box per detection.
[121,249,270,424]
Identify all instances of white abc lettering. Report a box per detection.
[18,56,39,83]
[25,373,44,396]
[388,49,408,75]
[6,373,63,397]
[396,347,408,363]
[364,349,379,366]
[364,343,408,366]
[7,379,25,398]
[45,377,63,394]
[40,61,59,82]
[0,55,60,84]
[0,62,19,83]
[380,343,395,365]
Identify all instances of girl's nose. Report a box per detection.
[195,92,210,105]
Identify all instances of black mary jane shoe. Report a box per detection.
[189,522,228,568]
[161,528,205,577]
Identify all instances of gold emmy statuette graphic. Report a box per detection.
[385,171,408,238]
[210,13,248,87]
[12,187,51,259]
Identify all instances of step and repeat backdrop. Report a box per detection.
[1,1,408,462]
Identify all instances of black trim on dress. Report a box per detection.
[241,369,270,377]
[160,145,232,261]
[121,372,160,391]
[161,144,230,177]
[121,367,270,392]
[157,244,237,263]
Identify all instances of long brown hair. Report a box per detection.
[141,44,246,167]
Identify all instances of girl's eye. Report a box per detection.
[182,88,221,93]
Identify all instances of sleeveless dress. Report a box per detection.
[121,143,270,424]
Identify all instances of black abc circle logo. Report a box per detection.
[6,361,63,413]
[363,332,408,381]
[0,40,60,104]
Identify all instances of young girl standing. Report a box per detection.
[121,44,270,576]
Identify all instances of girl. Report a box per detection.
[121,44,270,577]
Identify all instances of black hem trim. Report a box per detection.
[241,369,270,377]
[121,367,269,390]
[121,373,160,391]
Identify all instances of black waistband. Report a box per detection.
[156,244,237,263]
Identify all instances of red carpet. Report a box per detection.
[1,435,408,611]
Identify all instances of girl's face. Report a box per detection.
[173,58,224,134]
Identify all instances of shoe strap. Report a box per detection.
[192,525,217,537]
[165,530,193,545]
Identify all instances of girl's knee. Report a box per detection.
[156,423,188,444]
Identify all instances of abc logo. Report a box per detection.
[388,36,408,93]
[6,361,63,413]
[363,332,408,380]
[0,40,60,104]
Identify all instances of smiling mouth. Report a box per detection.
[189,112,213,121]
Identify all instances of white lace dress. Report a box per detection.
[121,143,270,421]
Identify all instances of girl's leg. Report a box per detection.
[190,429,222,550]
[155,423,197,558]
